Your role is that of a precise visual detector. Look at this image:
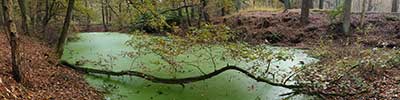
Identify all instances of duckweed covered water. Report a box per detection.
[62,32,317,100]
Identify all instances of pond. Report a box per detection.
[61,32,317,100]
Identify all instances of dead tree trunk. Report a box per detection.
[56,0,75,57]
[17,0,28,35]
[60,60,301,88]
[2,0,22,83]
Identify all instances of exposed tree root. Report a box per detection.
[59,60,301,89]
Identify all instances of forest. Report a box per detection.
[1,0,400,100]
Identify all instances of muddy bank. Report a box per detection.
[0,33,102,99]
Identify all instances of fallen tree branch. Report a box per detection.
[59,60,302,89]
[60,60,368,99]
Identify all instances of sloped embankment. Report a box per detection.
[216,11,400,48]
[0,33,102,99]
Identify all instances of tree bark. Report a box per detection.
[60,60,301,88]
[392,0,399,12]
[101,0,108,31]
[235,0,241,11]
[84,0,91,31]
[0,0,3,28]
[342,0,352,34]
[367,0,373,11]
[360,0,367,34]
[17,0,28,35]
[2,0,22,83]
[280,0,290,12]
[56,0,75,57]
[335,0,340,8]
[200,0,209,22]
[300,0,312,24]
[183,0,192,26]
[319,0,324,9]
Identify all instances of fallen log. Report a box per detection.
[59,60,302,89]
[60,60,368,98]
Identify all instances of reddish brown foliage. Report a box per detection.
[0,33,102,99]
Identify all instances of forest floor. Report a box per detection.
[216,10,400,99]
[216,10,400,47]
[0,33,103,99]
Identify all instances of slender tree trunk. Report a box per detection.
[221,6,225,16]
[367,0,373,11]
[183,0,192,26]
[106,0,111,24]
[200,0,209,22]
[392,0,399,12]
[360,0,367,33]
[2,0,22,83]
[105,0,109,26]
[101,0,108,31]
[342,0,352,34]
[17,0,28,35]
[319,0,324,9]
[300,0,312,24]
[335,0,340,8]
[84,0,90,31]
[30,0,37,33]
[56,0,75,57]
[190,1,195,22]
[285,0,291,9]
[0,0,3,28]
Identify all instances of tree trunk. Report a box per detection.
[106,0,111,24]
[17,0,28,35]
[367,0,373,11]
[183,0,192,26]
[56,0,75,57]
[200,0,209,22]
[2,0,22,83]
[84,0,90,31]
[335,0,340,8]
[29,0,38,33]
[101,0,108,31]
[0,0,3,28]
[392,0,399,12]
[300,0,312,24]
[360,0,367,34]
[342,0,352,34]
[319,0,324,9]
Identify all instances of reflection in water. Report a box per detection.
[62,32,317,100]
